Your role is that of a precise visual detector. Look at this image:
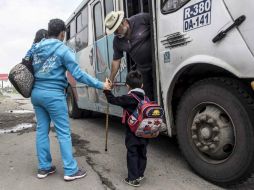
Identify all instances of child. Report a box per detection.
[104,70,149,187]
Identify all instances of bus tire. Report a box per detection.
[67,86,82,119]
[176,77,254,186]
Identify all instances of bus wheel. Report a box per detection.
[67,86,82,119]
[176,78,254,186]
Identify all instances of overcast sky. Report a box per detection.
[0,0,83,74]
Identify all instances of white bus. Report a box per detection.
[65,0,254,186]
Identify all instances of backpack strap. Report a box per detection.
[122,110,130,124]
[130,93,150,103]
[144,96,150,102]
[122,93,141,124]
[129,93,141,102]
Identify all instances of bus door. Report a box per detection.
[104,0,115,71]
[123,0,150,72]
[104,0,128,98]
[123,0,149,17]
[103,0,125,85]
[90,0,110,110]
[91,0,126,116]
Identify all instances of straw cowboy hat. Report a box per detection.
[105,11,124,35]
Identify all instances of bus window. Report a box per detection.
[104,0,114,16]
[82,6,88,27]
[70,19,76,38]
[75,6,88,52]
[66,26,70,41]
[75,29,88,52]
[67,37,76,51]
[76,6,88,32]
[76,14,82,33]
[66,19,76,51]
[93,2,104,40]
[161,0,190,14]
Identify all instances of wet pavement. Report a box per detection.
[0,94,36,136]
[0,93,254,190]
[0,93,105,190]
[0,123,34,134]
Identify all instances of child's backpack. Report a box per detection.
[122,93,164,138]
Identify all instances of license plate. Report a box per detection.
[183,0,212,32]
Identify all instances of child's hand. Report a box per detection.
[107,78,113,88]
[103,78,112,90]
[108,78,115,89]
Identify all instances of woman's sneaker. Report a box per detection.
[64,169,87,181]
[124,178,140,187]
[137,176,145,182]
[37,166,56,179]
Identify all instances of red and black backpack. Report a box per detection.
[122,93,164,138]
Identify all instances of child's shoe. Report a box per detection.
[124,178,140,187]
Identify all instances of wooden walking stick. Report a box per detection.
[105,103,109,151]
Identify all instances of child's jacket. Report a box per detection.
[104,88,149,144]
[104,88,145,118]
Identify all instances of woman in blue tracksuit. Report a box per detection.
[26,19,111,181]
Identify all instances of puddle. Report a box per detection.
[0,123,33,134]
[6,110,34,114]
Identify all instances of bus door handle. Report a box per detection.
[212,15,246,43]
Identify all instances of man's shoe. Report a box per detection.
[37,166,56,179]
[137,176,145,182]
[64,169,87,181]
[124,178,140,187]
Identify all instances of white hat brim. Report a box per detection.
[106,11,124,35]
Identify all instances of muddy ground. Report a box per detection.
[0,94,36,134]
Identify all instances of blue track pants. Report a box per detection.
[31,88,78,176]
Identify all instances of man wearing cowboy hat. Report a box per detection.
[105,11,154,100]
